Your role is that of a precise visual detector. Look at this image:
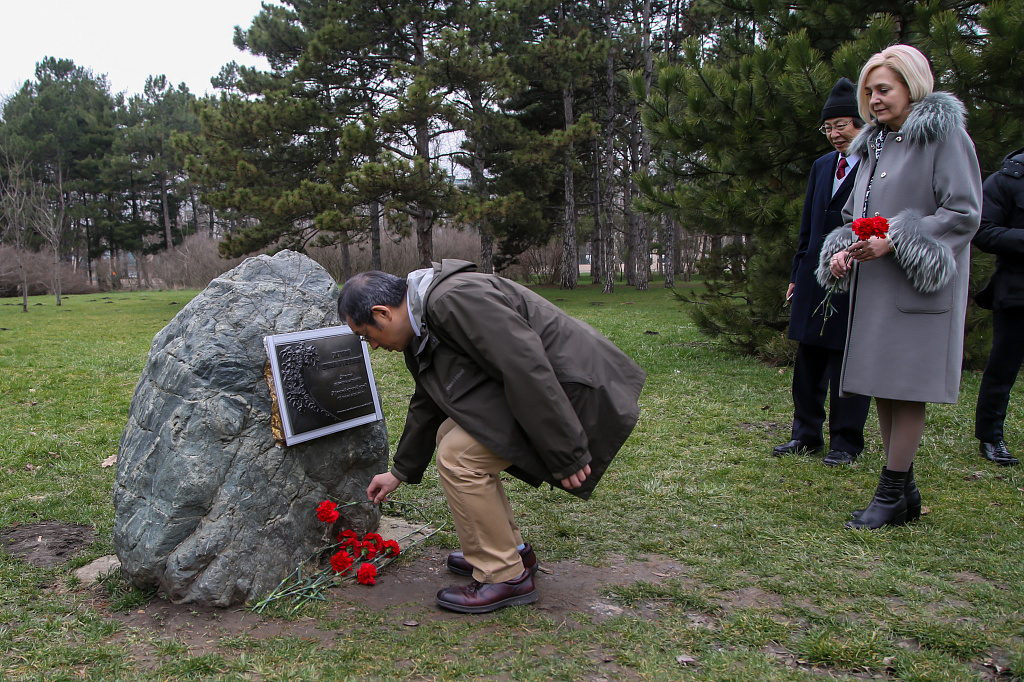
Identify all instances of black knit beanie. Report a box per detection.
[820,77,858,122]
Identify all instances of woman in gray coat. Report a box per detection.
[817,45,982,529]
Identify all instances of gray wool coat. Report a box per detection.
[816,92,982,404]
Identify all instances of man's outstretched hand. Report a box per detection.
[560,464,591,490]
[367,472,401,504]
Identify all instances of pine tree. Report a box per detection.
[635,1,1023,362]
[186,2,368,260]
[1,58,118,302]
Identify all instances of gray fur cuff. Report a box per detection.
[816,227,856,291]
[889,209,956,293]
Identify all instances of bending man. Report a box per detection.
[338,260,645,613]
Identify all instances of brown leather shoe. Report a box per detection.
[435,570,537,613]
[446,543,538,577]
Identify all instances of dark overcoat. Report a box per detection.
[817,92,982,404]
[973,147,1024,309]
[788,150,860,348]
[392,260,646,500]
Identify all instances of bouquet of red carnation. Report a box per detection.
[814,216,892,334]
[252,498,442,613]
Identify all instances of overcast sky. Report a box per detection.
[0,0,274,100]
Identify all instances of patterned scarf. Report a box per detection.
[861,126,890,219]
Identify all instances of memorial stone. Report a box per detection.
[113,250,387,607]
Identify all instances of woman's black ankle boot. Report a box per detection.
[852,464,921,522]
[903,464,921,522]
[845,467,909,530]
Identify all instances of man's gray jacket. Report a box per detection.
[392,259,646,500]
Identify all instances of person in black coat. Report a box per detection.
[774,78,871,466]
[972,147,1024,466]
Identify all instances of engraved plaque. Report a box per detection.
[264,326,383,445]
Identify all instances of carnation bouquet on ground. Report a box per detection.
[815,216,892,333]
[251,499,442,614]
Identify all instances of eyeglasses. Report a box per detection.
[819,120,853,135]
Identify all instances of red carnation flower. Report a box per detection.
[852,216,890,240]
[316,500,339,524]
[330,550,354,574]
[363,532,384,550]
[357,541,378,561]
[357,563,377,585]
[337,529,358,546]
[383,540,401,557]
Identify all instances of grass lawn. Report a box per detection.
[1,282,1022,681]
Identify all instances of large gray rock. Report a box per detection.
[114,250,387,607]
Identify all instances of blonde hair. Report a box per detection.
[857,45,934,122]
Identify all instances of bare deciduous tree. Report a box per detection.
[27,165,68,306]
[0,150,36,312]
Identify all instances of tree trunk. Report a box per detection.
[602,2,616,295]
[53,242,62,306]
[591,138,603,285]
[663,215,676,288]
[413,22,434,268]
[624,138,637,287]
[633,0,652,292]
[560,86,578,290]
[342,240,352,280]
[18,250,28,312]
[188,183,200,235]
[480,230,493,274]
[161,174,173,250]
[370,199,382,271]
[53,169,66,306]
[469,90,494,274]
[415,214,433,268]
[84,215,94,285]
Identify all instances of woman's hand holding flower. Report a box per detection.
[848,237,892,262]
[830,250,853,277]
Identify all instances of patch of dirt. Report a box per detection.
[0,521,94,567]
[717,586,787,610]
[103,548,695,653]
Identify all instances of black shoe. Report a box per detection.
[979,441,1019,466]
[852,464,921,523]
[773,439,824,457]
[823,450,857,467]
[845,467,908,530]
[447,543,538,577]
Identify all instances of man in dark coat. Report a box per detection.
[338,260,646,613]
[774,78,871,466]
[972,146,1024,466]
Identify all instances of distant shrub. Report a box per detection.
[0,246,97,298]
[146,235,245,290]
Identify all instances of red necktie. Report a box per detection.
[836,156,848,180]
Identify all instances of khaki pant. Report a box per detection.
[436,418,525,583]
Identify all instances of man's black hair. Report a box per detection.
[337,271,408,327]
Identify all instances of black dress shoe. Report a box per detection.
[773,439,824,456]
[447,543,538,577]
[980,441,1019,466]
[823,450,857,466]
[435,570,537,613]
